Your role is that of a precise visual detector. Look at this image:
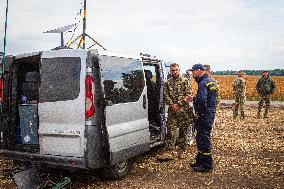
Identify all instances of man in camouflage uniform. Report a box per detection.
[183,69,195,145]
[232,71,246,119]
[158,63,193,160]
[256,70,276,118]
[184,69,192,82]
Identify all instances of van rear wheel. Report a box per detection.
[101,160,133,180]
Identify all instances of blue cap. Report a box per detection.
[190,64,205,71]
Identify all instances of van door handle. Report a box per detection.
[143,95,147,109]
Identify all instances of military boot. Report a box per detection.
[233,109,238,119]
[157,152,174,161]
[264,109,269,118]
[192,153,213,173]
[178,151,186,159]
[193,165,213,173]
[190,152,202,168]
[257,109,261,119]
[240,110,245,120]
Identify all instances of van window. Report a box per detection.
[39,57,81,102]
[99,56,145,104]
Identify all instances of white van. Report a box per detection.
[0,49,167,179]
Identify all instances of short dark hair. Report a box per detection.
[204,64,211,71]
[170,63,179,68]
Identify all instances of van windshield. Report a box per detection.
[39,57,81,103]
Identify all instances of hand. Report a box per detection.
[171,104,180,112]
[184,95,193,102]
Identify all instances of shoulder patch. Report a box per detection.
[210,86,218,91]
[205,81,215,87]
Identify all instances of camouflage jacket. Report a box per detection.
[256,76,276,96]
[233,77,246,96]
[164,75,192,108]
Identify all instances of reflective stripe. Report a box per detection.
[206,81,215,87]
[210,86,217,90]
[202,152,212,156]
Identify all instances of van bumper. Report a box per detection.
[0,149,86,169]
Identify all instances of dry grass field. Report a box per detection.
[191,75,284,101]
[1,106,283,188]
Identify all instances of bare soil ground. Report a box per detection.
[1,105,283,189]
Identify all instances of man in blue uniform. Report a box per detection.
[189,64,218,172]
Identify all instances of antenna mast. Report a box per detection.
[82,0,86,49]
[1,0,9,113]
[66,0,106,50]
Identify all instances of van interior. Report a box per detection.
[6,54,41,153]
[142,58,165,144]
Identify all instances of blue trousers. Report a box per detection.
[195,112,215,168]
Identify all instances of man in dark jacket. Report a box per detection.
[189,64,218,172]
[256,70,276,118]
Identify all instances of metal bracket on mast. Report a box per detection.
[65,32,106,50]
[65,0,106,50]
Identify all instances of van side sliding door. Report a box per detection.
[99,55,150,165]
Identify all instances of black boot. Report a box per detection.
[190,152,202,168]
[193,165,213,172]
[193,153,213,172]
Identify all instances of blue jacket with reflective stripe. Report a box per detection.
[194,74,218,114]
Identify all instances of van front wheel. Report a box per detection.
[101,160,133,180]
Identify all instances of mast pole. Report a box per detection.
[82,0,86,49]
[1,0,9,113]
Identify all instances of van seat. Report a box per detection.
[22,71,39,102]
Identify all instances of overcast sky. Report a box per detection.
[1,0,284,72]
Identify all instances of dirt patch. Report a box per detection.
[0,106,283,188]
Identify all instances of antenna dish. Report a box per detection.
[44,24,76,33]
[44,24,76,49]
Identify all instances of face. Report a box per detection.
[170,65,180,78]
[192,69,203,78]
[186,70,191,76]
[263,71,268,78]
[239,73,245,78]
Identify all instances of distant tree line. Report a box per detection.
[212,69,284,76]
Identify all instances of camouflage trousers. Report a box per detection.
[165,108,193,152]
[258,95,271,117]
[233,95,245,119]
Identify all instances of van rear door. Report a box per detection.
[38,50,86,158]
[98,53,150,165]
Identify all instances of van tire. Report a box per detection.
[100,160,133,180]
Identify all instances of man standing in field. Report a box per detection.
[184,69,192,82]
[232,71,246,119]
[189,64,218,172]
[256,70,276,118]
[158,63,193,160]
[204,65,220,107]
